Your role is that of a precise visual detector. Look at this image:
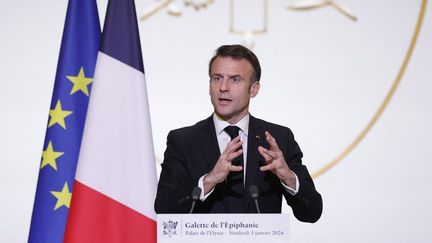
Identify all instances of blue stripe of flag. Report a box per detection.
[100,0,144,73]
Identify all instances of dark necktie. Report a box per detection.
[224,125,245,212]
[224,126,243,167]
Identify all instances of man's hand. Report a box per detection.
[203,136,243,194]
[258,131,296,189]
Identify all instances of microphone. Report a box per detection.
[189,187,202,214]
[249,185,261,214]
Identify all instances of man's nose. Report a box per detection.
[219,79,229,92]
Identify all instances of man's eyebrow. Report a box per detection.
[228,74,243,79]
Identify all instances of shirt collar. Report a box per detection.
[213,113,250,136]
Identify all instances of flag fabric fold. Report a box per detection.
[64,0,157,242]
[28,0,100,242]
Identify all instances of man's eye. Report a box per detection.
[212,76,222,81]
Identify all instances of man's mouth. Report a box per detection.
[218,98,232,104]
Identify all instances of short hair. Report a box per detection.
[208,45,261,83]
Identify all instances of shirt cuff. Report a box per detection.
[198,174,214,201]
[280,171,299,195]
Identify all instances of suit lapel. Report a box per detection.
[198,115,220,171]
[245,115,266,211]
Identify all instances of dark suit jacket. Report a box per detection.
[155,115,322,223]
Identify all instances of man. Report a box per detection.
[155,45,322,222]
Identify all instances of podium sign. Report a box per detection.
[157,214,290,243]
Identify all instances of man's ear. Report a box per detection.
[250,81,260,98]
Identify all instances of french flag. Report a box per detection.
[64,0,157,242]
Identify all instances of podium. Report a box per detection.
[157,214,290,243]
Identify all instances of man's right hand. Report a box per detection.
[203,136,243,194]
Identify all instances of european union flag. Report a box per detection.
[28,0,100,242]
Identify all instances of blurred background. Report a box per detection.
[1,0,432,242]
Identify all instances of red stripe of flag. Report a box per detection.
[64,180,156,243]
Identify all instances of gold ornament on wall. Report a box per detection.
[287,0,357,21]
[184,0,214,10]
[229,0,268,49]
[140,0,214,21]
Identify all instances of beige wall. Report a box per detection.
[1,0,432,242]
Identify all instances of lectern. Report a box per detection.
[157,214,290,243]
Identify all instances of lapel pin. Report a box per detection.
[255,135,260,139]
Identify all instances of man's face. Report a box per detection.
[209,56,260,124]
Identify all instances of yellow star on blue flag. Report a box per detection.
[67,67,93,96]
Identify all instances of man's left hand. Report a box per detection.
[258,131,296,189]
